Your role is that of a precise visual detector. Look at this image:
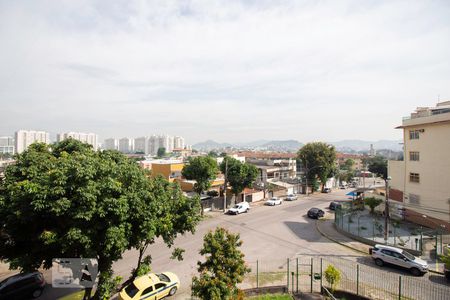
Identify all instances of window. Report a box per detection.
[155,283,166,290]
[141,286,154,296]
[409,130,420,140]
[409,151,419,161]
[409,193,421,205]
[381,249,393,256]
[409,173,420,183]
[125,283,140,298]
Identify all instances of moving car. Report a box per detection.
[285,194,298,201]
[307,208,324,219]
[119,272,180,300]
[0,271,45,300]
[328,201,342,210]
[227,202,250,215]
[369,244,428,276]
[322,188,331,193]
[265,197,282,206]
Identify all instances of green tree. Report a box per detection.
[365,155,387,179]
[220,157,258,204]
[0,139,201,299]
[297,142,337,192]
[157,147,166,158]
[324,264,341,292]
[191,227,250,300]
[342,158,355,171]
[364,197,383,214]
[182,156,218,195]
[207,151,219,158]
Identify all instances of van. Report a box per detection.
[227,202,250,215]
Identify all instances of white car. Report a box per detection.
[370,244,428,276]
[227,202,250,215]
[285,194,298,201]
[265,197,282,206]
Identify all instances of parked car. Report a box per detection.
[119,272,179,300]
[369,244,428,276]
[328,201,342,210]
[307,208,325,219]
[322,188,331,193]
[285,194,298,201]
[0,271,45,300]
[227,202,250,215]
[265,197,282,206]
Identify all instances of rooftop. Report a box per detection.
[399,101,450,128]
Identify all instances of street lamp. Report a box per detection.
[384,176,392,242]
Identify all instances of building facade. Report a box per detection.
[0,136,14,155]
[134,136,149,154]
[388,101,450,231]
[57,132,98,150]
[104,138,118,150]
[119,137,134,153]
[15,130,50,154]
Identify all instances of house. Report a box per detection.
[388,101,450,232]
[148,159,184,182]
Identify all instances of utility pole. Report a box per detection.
[384,177,391,242]
[223,159,228,212]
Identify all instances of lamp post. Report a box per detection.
[384,176,391,242]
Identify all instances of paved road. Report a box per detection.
[35,189,449,299]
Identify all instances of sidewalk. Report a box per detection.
[316,218,446,274]
[316,218,371,255]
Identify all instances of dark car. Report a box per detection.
[322,188,331,193]
[307,208,325,219]
[329,201,342,210]
[0,271,45,300]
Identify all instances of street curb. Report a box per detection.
[315,220,368,255]
[315,220,446,275]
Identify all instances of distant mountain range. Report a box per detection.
[192,139,403,153]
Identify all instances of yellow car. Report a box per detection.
[119,272,179,300]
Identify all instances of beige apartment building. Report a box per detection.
[15,130,50,154]
[388,101,450,232]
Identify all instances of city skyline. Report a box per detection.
[1,1,450,144]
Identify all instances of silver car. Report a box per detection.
[370,244,428,276]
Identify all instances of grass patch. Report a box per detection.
[247,294,292,300]
[247,271,285,286]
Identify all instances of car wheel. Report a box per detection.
[32,288,43,298]
[245,208,249,213]
[169,287,177,296]
[375,258,384,267]
[410,267,422,276]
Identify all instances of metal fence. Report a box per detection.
[242,256,450,300]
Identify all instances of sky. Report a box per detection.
[1,0,449,145]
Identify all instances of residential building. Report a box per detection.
[150,160,184,182]
[0,136,14,155]
[15,130,50,154]
[104,138,118,150]
[174,136,185,149]
[119,137,134,153]
[388,101,450,232]
[57,132,98,150]
[134,136,149,154]
[336,153,364,171]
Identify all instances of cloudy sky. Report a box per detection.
[1,0,449,144]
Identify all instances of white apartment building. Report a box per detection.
[0,136,15,155]
[103,138,118,150]
[15,130,50,154]
[174,136,185,150]
[119,137,134,153]
[134,136,149,154]
[148,135,174,155]
[57,132,98,150]
[388,101,450,232]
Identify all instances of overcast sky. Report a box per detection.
[1,0,449,144]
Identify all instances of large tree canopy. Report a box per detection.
[365,155,388,179]
[297,142,337,191]
[0,139,201,299]
[219,157,258,200]
[182,156,218,195]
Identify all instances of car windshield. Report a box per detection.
[125,283,140,298]
[233,205,240,209]
[156,273,170,282]
[402,250,415,260]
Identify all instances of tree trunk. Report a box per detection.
[91,257,112,300]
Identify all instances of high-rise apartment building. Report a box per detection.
[0,136,14,155]
[174,136,185,149]
[15,130,50,154]
[119,137,134,153]
[388,101,450,232]
[134,137,149,154]
[57,132,98,150]
[104,138,118,150]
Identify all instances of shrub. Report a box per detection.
[324,264,341,292]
